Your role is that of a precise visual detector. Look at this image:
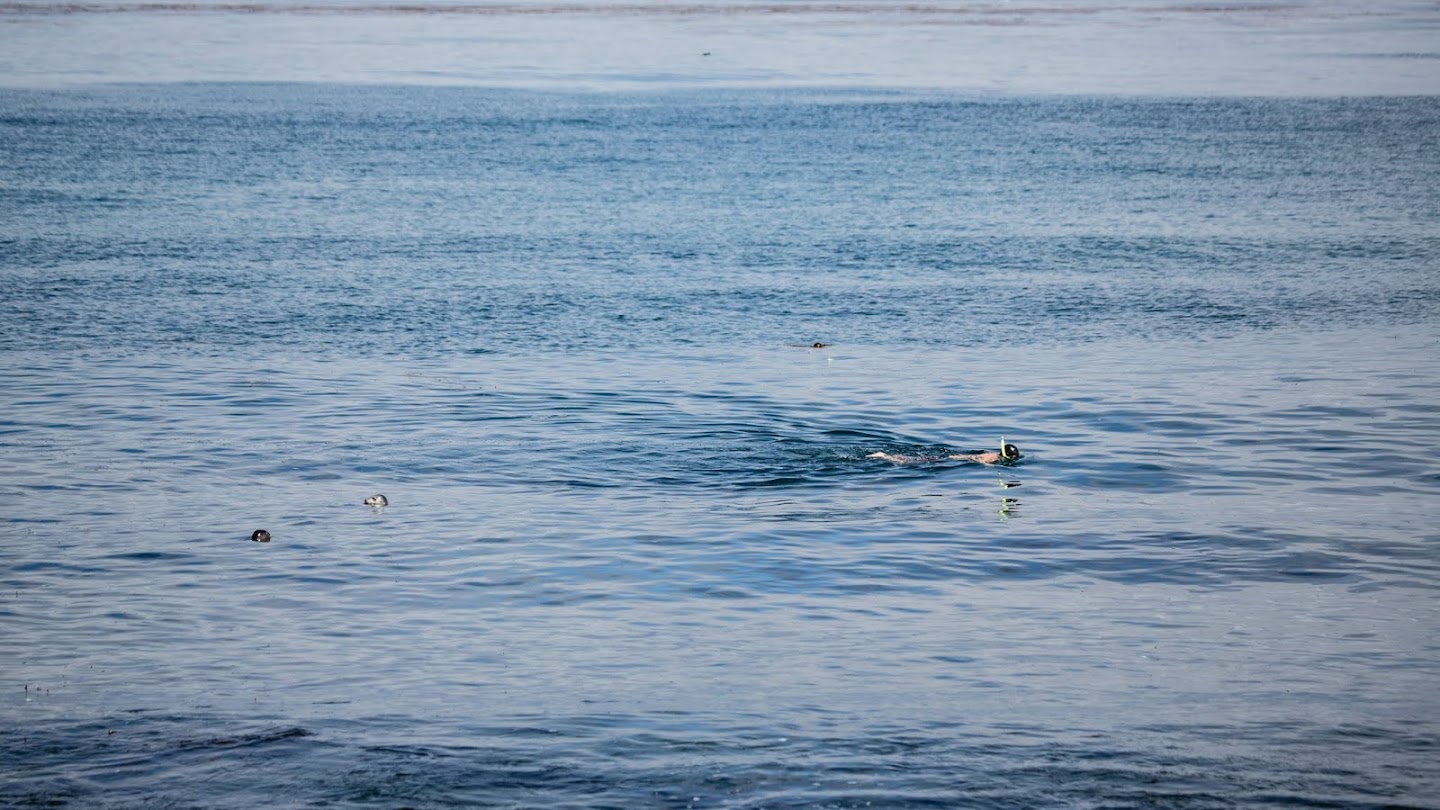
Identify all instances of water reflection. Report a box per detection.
[999,476,1022,519]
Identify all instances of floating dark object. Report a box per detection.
[251,529,271,543]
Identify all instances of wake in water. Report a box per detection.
[591,416,1028,490]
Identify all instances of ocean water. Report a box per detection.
[3,9,1440,808]
[3,1,1440,95]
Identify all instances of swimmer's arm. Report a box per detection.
[947,451,1002,464]
[872,448,1011,465]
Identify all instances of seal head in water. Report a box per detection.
[364,494,388,507]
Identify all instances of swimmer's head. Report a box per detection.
[251,529,271,543]
[1000,443,1021,461]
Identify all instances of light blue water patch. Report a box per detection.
[2,1,1439,94]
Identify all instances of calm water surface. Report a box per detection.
[2,86,1439,806]
[3,0,1440,94]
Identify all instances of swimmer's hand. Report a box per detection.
[868,451,908,463]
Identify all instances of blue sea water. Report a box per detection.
[2,82,1440,807]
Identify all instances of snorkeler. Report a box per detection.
[868,440,1021,466]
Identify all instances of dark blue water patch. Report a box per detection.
[3,713,1433,809]
[98,550,197,562]
[0,719,317,808]
[11,560,107,575]
[1054,462,1191,493]
[1,233,1434,356]
[2,88,1437,357]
